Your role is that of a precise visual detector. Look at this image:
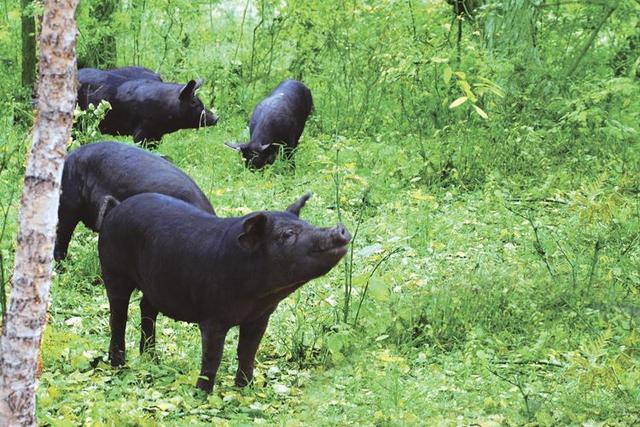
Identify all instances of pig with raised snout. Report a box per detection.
[55,141,215,261]
[97,192,350,393]
[226,79,313,169]
[77,67,218,145]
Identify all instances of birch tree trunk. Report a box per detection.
[0,0,79,425]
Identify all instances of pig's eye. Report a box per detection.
[281,229,297,241]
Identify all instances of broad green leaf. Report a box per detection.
[444,66,452,85]
[326,333,344,355]
[449,97,468,109]
[357,243,383,257]
[351,273,368,287]
[155,402,176,411]
[273,383,290,395]
[458,80,477,102]
[368,275,389,301]
[397,306,413,322]
[473,104,489,119]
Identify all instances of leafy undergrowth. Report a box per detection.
[29,125,640,425]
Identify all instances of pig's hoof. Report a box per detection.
[196,377,213,394]
[53,263,66,274]
[90,355,106,369]
[53,249,66,262]
[109,350,126,367]
[234,372,253,387]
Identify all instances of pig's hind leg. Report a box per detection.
[54,212,79,261]
[104,274,135,367]
[139,296,159,355]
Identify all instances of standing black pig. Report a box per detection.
[98,192,350,393]
[77,67,163,109]
[225,79,313,169]
[77,67,218,145]
[55,141,214,261]
[78,67,163,101]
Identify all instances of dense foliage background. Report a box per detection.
[1,0,639,424]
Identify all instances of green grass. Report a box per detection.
[22,124,637,425]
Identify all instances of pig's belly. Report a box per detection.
[137,281,205,323]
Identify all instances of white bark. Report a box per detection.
[0,1,79,425]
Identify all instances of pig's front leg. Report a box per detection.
[54,213,79,261]
[196,320,229,393]
[235,313,272,387]
[132,126,161,147]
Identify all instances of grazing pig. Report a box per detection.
[54,141,214,261]
[77,67,218,145]
[225,80,313,169]
[77,67,163,125]
[98,192,350,393]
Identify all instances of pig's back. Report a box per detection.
[251,80,312,131]
[71,141,215,215]
[269,80,313,116]
[108,66,162,82]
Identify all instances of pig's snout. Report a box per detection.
[332,223,351,247]
[202,109,219,127]
[312,224,351,255]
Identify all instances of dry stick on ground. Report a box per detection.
[0,0,78,425]
[507,197,568,205]
[493,359,564,369]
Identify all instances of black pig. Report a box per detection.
[77,67,218,145]
[226,80,313,169]
[98,192,350,393]
[77,67,163,135]
[55,141,214,261]
[77,67,162,105]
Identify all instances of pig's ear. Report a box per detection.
[224,141,246,151]
[256,142,272,153]
[238,213,268,251]
[179,80,197,101]
[194,78,204,90]
[286,192,312,217]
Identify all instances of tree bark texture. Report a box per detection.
[20,0,37,90]
[0,0,78,425]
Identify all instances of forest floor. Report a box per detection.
[1,117,630,425]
